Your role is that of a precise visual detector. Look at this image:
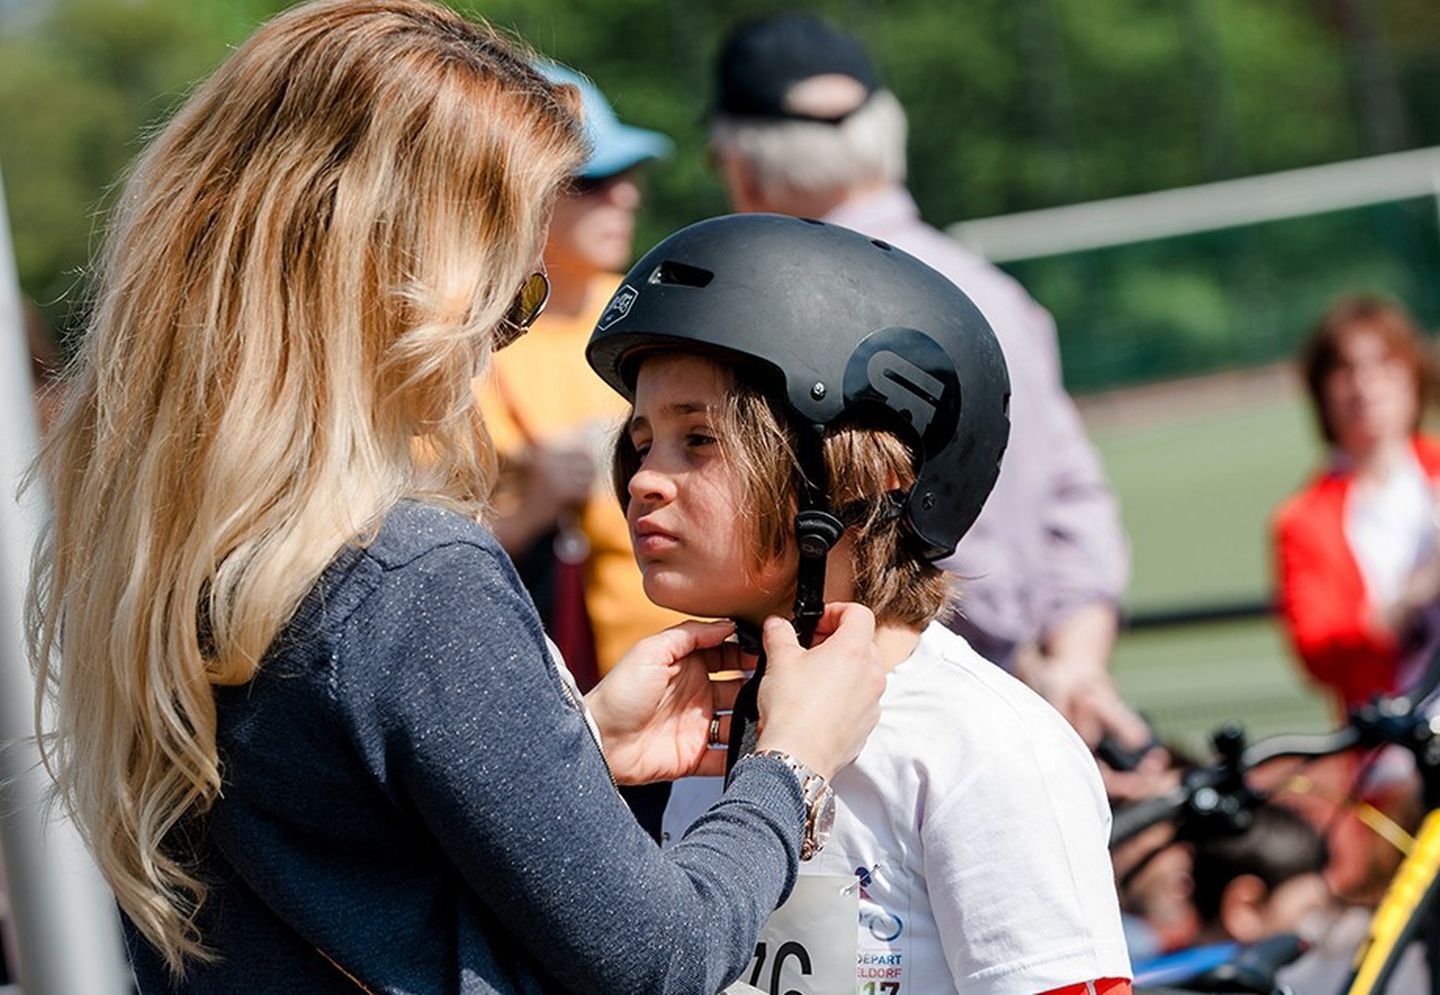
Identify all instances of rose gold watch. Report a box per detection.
[751,750,836,860]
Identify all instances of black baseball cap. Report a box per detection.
[713,13,879,124]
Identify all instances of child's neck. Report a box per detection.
[875,619,923,674]
[815,538,921,671]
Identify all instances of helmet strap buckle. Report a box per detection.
[791,424,840,647]
[725,423,842,781]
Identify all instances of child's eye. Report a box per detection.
[686,432,716,448]
[633,441,651,459]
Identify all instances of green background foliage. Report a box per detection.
[5,0,1440,374]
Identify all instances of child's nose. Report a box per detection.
[627,465,675,506]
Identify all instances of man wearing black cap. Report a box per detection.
[708,13,1155,786]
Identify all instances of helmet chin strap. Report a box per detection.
[726,423,844,780]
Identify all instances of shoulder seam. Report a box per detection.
[356,536,506,574]
[323,539,518,703]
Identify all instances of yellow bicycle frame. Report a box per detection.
[1347,809,1440,993]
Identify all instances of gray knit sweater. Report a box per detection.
[125,501,804,994]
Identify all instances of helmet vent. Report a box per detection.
[649,260,714,288]
[871,239,893,251]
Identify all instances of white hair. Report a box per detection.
[710,89,908,202]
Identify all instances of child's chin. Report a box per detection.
[644,579,729,619]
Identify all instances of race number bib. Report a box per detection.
[743,874,857,995]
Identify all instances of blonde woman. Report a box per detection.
[27,3,885,992]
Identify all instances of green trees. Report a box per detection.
[0,0,291,336]
[3,0,1437,384]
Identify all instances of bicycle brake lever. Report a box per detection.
[1097,733,1160,772]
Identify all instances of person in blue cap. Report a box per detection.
[474,63,682,700]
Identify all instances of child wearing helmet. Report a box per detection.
[587,214,1132,994]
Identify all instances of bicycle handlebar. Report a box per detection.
[1110,722,1373,848]
[1111,791,1187,847]
[1110,642,1440,851]
[1240,725,1363,769]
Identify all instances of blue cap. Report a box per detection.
[538,62,674,180]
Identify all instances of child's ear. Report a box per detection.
[1218,874,1269,944]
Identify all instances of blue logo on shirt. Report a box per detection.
[863,909,903,942]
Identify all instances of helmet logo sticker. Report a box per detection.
[842,327,961,450]
[597,284,639,331]
[865,350,945,436]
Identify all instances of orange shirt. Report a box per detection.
[474,274,684,673]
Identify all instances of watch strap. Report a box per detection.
[747,750,834,859]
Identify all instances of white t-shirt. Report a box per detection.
[1344,449,1440,691]
[664,622,1132,994]
[1345,448,1436,615]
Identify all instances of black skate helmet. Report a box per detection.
[589,211,1008,532]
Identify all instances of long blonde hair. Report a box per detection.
[27,0,583,974]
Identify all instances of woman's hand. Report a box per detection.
[754,603,886,781]
[585,620,746,785]
[489,434,598,555]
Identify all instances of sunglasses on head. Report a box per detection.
[493,269,550,351]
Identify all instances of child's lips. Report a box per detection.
[633,520,680,555]
[635,534,679,556]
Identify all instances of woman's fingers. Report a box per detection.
[639,619,737,663]
[768,602,876,655]
[668,618,738,652]
[754,603,884,781]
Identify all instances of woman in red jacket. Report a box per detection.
[1275,296,1440,714]
[1273,296,1440,905]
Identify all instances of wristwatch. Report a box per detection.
[750,750,835,860]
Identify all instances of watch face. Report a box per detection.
[813,791,836,845]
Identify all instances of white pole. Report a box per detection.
[950,144,1440,262]
[1433,170,1440,253]
[0,169,130,992]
